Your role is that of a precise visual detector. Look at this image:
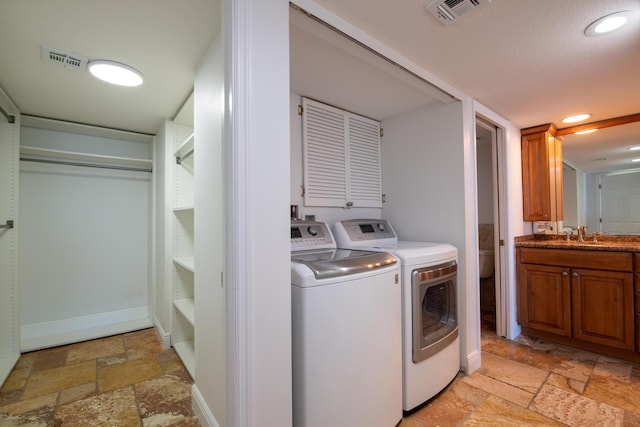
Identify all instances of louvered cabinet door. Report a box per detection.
[302,97,382,208]
[347,115,382,208]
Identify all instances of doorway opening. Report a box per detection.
[475,116,507,337]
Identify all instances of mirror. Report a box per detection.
[560,115,640,234]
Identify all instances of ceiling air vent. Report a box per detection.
[41,46,88,70]
[425,0,491,25]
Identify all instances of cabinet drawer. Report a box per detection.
[519,248,632,272]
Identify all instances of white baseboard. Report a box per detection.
[466,349,482,374]
[153,315,171,349]
[20,306,151,352]
[192,384,221,427]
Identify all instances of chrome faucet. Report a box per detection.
[577,225,587,242]
[592,231,606,242]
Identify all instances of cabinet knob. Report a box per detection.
[572,272,578,277]
[562,271,568,276]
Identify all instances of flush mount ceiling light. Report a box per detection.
[562,113,591,124]
[585,10,635,36]
[87,60,143,87]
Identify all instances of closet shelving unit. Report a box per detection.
[172,127,195,376]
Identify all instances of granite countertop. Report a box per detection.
[515,234,640,252]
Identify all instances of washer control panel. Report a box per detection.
[291,220,336,251]
[333,219,397,248]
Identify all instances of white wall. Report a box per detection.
[19,126,152,351]
[562,163,578,228]
[380,101,477,370]
[476,141,494,224]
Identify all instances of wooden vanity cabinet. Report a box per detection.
[521,124,563,222]
[517,248,634,351]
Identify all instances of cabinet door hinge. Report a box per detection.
[381,193,386,203]
[300,184,305,197]
[298,105,303,116]
[221,272,224,288]
[380,128,384,138]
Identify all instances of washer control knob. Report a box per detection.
[377,223,386,231]
[307,226,319,236]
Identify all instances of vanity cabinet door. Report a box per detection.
[518,263,571,336]
[571,269,634,350]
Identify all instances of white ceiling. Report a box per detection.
[1,0,639,171]
[0,0,220,134]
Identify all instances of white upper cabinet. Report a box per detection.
[302,97,382,208]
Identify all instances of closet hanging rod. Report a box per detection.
[176,148,194,165]
[0,105,16,124]
[20,157,152,173]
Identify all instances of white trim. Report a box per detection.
[20,306,151,351]
[227,0,251,425]
[466,349,482,374]
[473,101,523,340]
[153,315,171,349]
[192,384,222,427]
[461,96,479,375]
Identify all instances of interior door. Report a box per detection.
[0,94,19,384]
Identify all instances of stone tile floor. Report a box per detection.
[3,326,640,426]
[0,328,198,426]
[401,327,640,426]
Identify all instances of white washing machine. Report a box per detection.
[333,219,460,411]
[290,220,403,427]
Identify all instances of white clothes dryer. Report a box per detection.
[333,219,460,411]
[290,220,403,427]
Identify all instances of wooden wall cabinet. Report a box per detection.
[521,124,563,221]
[517,248,635,351]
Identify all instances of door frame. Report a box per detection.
[475,108,519,339]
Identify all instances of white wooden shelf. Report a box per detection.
[173,205,194,213]
[174,133,194,164]
[173,339,195,378]
[174,298,195,326]
[20,146,152,171]
[173,257,194,272]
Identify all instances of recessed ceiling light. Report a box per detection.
[88,60,143,87]
[574,129,598,135]
[628,146,640,151]
[585,11,635,36]
[562,113,591,123]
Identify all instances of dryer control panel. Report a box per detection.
[333,219,397,248]
[291,220,336,251]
